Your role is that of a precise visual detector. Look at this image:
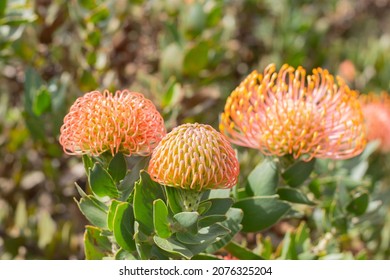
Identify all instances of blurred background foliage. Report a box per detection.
[0,0,390,259]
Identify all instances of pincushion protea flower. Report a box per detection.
[360,92,390,152]
[220,64,366,161]
[148,123,239,191]
[59,90,166,157]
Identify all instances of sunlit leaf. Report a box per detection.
[153,199,171,238]
[113,202,136,252]
[84,226,111,260]
[89,163,119,198]
[247,159,279,196]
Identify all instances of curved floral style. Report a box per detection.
[360,92,390,152]
[148,123,239,191]
[59,90,166,157]
[220,64,366,161]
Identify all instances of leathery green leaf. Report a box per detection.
[153,199,171,238]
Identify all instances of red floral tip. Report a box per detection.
[59,90,166,157]
[360,92,390,152]
[148,123,239,191]
[220,64,366,161]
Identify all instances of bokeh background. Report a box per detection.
[1,0,390,259]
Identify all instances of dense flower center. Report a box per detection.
[148,123,239,191]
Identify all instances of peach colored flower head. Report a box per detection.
[148,123,239,191]
[360,92,390,152]
[59,90,166,157]
[220,64,366,161]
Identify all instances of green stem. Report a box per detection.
[175,188,203,212]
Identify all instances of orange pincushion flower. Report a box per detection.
[220,64,366,161]
[148,123,239,191]
[360,92,390,152]
[59,90,166,157]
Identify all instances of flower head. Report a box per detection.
[360,92,390,152]
[220,64,366,161]
[148,123,239,191]
[59,90,166,157]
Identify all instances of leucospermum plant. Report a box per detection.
[218,64,375,259]
[60,91,243,259]
[60,64,380,260]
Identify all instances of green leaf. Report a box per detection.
[295,222,310,250]
[176,224,230,245]
[24,68,41,112]
[89,6,110,24]
[282,159,315,188]
[277,187,316,205]
[165,186,184,214]
[248,159,279,196]
[134,222,153,260]
[224,241,264,260]
[79,0,96,9]
[75,182,87,198]
[205,208,243,254]
[206,2,222,27]
[108,153,127,183]
[113,202,136,252]
[182,2,206,36]
[260,236,273,259]
[197,201,211,216]
[346,193,369,216]
[200,198,233,216]
[308,179,321,199]
[133,171,164,235]
[82,154,94,176]
[84,226,112,260]
[198,215,226,228]
[89,163,119,198]
[332,216,348,233]
[76,195,108,228]
[80,70,98,91]
[32,86,51,116]
[0,0,7,18]
[153,199,171,238]
[207,188,231,199]
[118,157,148,201]
[115,249,137,260]
[280,231,298,260]
[23,68,45,140]
[183,41,209,76]
[234,196,291,232]
[174,211,199,233]
[153,236,193,259]
[107,200,121,231]
[162,81,181,108]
